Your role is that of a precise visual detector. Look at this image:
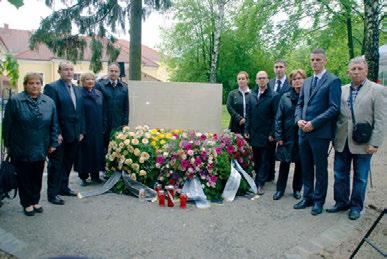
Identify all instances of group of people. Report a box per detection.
[2,62,129,216]
[227,48,385,220]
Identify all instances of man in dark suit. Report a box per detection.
[245,71,278,195]
[44,61,85,205]
[294,49,341,215]
[95,63,129,148]
[267,60,291,182]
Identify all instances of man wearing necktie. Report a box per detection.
[44,61,85,205]
[294,49,341,215]
[267,60,291,183]
[95,63,129,149]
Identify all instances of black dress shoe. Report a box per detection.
[273,191,284,200]
[48,196,65,205]
[311,204,323,216]
[348,209,361,220]
[326,204,349,213]
[293,191,301,200]
[80,180,88,187]
[293,199,313,209]
[33,205,43,213]
[60,190,77,196]
[23,207,35,216]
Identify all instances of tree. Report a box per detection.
[0,53,19,87]
[29,0,171,80]
[363,0,382,81]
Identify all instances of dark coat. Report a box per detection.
[295,72,341,140]
[2,92,59,161]
[75,88,105,174]
[269,77,291,114]
[246,86,278,147]
[43,79,85,143]
[226,88,250,134]
[274,88,300,162]
[95,79,129,138]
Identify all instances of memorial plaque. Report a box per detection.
[127,81,222,133]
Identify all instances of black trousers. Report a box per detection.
[276,161,302,193]
[252,146,269,188]
[266,141,277,181]
[47,140,79,198]
[14,160,45,208]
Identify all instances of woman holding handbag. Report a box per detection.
[2,73,59,216]
[272,69,306,201]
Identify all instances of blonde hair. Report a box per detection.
[23,72,43,86]
[80,72,96,86]
[289,69,307,85]
[237,71,249,80]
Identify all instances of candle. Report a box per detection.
[180,193,187,209]
[165,185,175,207]
[158,190,165,207]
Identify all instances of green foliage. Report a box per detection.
[7,0,23,8]
[161,0,368,98]
[0,53,19,87]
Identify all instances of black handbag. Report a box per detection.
[0,156,18,201]
[349,90,372,144]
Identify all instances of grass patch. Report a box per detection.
[221,105,230,130]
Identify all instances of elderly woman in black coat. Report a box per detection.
[76,72,105,186]
[226,71,251,135]
[3,73,59,216]
[273,69,306,201]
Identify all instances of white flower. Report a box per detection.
[139,170,147,176]
[187,150,194,156]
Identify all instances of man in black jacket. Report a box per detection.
[246,71,278,195]
[95,63,129,148]
[44,61,85,205]
[267,60,291,182]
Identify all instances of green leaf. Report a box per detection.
[8,0,24,9]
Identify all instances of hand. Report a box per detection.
[366,145,378,154]
[58,134,63,145]
[48,147,56,154]
[239,118,246,125]
[297,120,307,129]
[79,134,84,142]
[244,133,249,139]
[268,136,274,142]
[303,121,314,132]
[277,140,284,145]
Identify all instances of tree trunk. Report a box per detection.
[343,3,354,59]
[129,0,142,80]
[363,0,381,82]
[209,0,225,83]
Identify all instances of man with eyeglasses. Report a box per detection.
[294,48,341,215]
[245,71,278,195]
[267,60,291,183]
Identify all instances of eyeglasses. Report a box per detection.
[274,66,284,68]
[257,77,267,80]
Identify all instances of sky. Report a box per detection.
[0,0,166,49]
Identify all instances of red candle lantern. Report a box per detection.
[158,190,165,207]
[165,185,175,207]
[155,184,162,194]
[180,193,187,209]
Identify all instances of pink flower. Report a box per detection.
[195,157,202,166]
[200,134,207,141]
[213,134,218,141]
[201,151,207,159]
[181,159,189,169]
[208,175,218,186]
[156,156,165,164]
[215,147,222,155]
[226,145,235,154]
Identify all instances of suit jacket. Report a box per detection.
[269,77,291,96]
[95,79,129,135]
[295,71,341,139]
[44,79,85,143]
[245,86,278,147]
[334,79,386,154]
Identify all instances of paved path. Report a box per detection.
[0,139,385,258]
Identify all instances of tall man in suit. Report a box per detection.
[294,49,341,215]
[44,61,85,205]
[267,60,291,182]
[95,63,129,148]
[245,71,278,195]
[326,57,385,220]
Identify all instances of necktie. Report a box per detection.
[68,84,76,109]
[310,76,318,95]
[276,80,282,93]
[111,81,116,87]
